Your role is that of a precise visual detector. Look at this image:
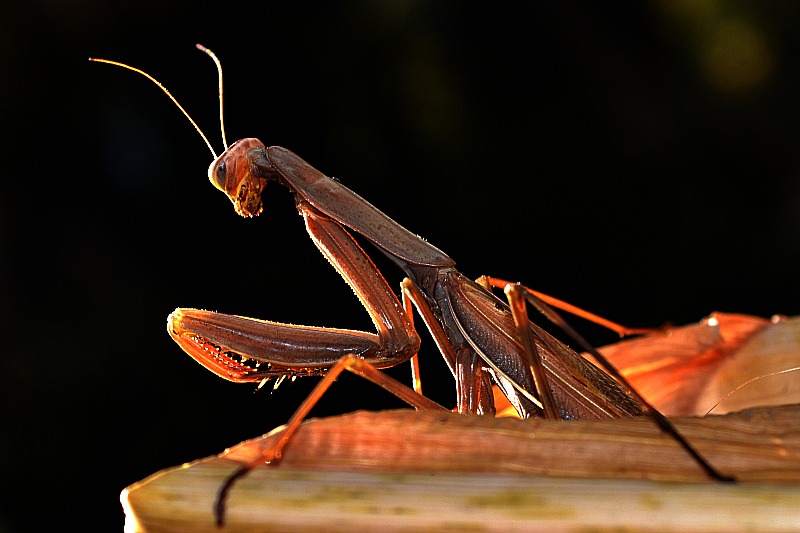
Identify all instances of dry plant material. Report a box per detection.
[123,405,800,532]
[591,312,800,416]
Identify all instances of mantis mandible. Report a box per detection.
[91,44,734,526]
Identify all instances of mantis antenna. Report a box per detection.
[195,44,229,151]
[89,46,230,159]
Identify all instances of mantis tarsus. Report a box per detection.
[91,44,734,527]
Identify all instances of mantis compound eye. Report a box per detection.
[209,157,227,192]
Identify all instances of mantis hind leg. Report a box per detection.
[477,276,660,337]
[480,276,736,484]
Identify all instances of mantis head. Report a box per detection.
[208,138,269,218]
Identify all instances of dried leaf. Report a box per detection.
[589,312,800,416]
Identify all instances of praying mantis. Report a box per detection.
[91,44,733,526]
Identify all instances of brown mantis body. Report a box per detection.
[91,45,732,527]
[172,138,647,421]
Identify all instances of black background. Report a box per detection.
[5,2,800,531]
